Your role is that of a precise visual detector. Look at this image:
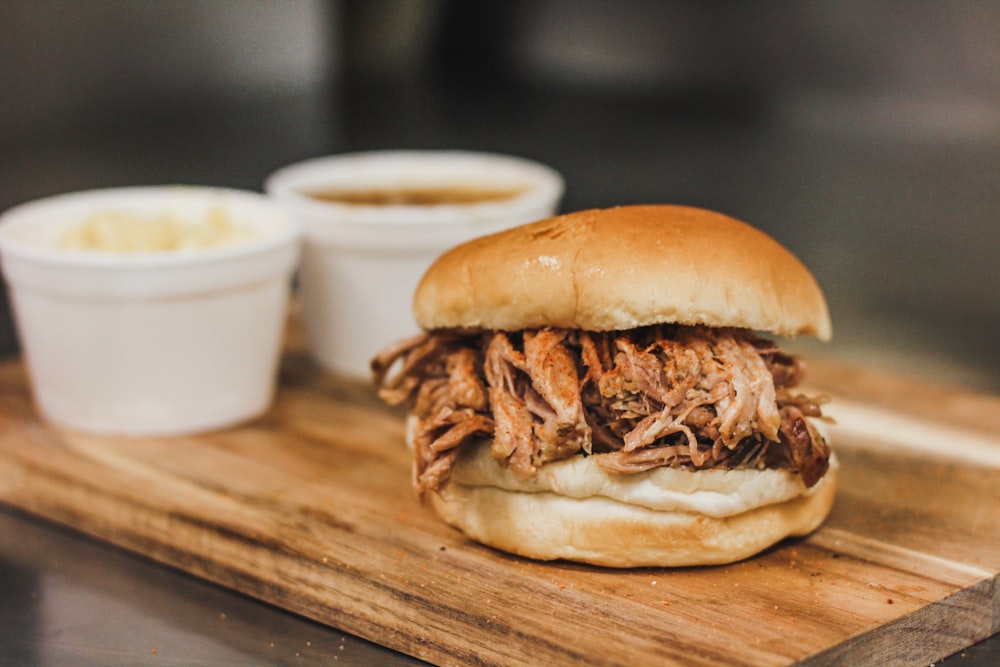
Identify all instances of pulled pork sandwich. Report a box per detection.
[372,204,836,567]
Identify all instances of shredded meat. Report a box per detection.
[484,333,537,475]
[372,325,831,497]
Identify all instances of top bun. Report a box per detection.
[414,205,831,340]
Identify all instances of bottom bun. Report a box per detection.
[427,441,838,568]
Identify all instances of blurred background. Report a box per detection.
[1,0,998,391]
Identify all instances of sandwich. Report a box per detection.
[371,204,835,567]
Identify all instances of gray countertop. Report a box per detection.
[0,506,424,666]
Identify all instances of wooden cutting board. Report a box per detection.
[0,347,997,667]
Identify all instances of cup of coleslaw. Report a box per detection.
[0,186,302,436]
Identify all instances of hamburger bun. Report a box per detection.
[414,204,831,339]
[426,434,837,568]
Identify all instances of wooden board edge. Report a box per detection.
[800,575,998,667]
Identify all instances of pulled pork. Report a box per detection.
[372,325,830,497]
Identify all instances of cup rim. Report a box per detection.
[263,149,565,227]
[0,185,303,271]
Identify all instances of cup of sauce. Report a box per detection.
[264,150,564,379]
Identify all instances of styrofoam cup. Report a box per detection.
[0,186,302,436]
[265,150,564,378]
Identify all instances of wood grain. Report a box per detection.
[0,350,998,667]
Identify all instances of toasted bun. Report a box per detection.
[428,438,838,568]
[414,205,831,340]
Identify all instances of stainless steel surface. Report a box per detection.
[0,507,426,666]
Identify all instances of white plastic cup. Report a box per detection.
[0,186,302,436]
[265,150,564,378]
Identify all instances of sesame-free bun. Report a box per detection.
[428,438,838,568]
[414,205,831,340]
